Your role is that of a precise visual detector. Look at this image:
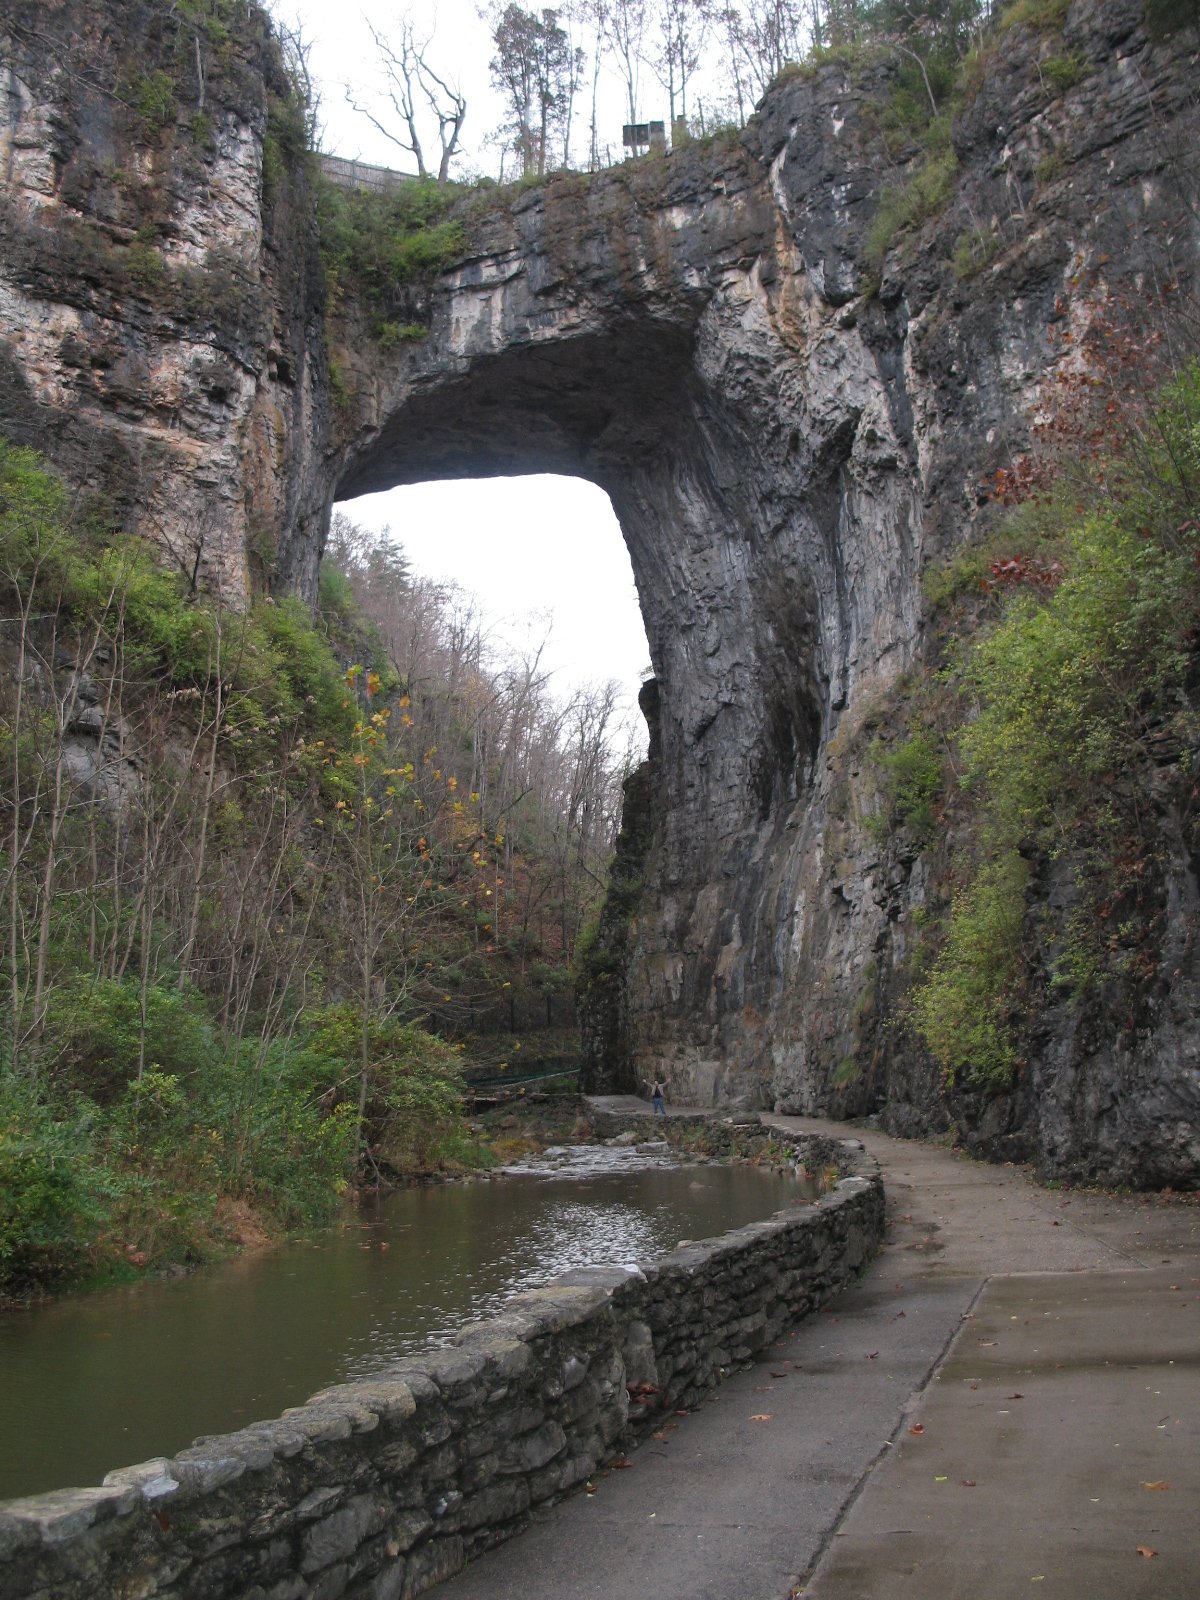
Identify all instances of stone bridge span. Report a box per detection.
[322,117,926,1111]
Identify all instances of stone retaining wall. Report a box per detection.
[0,1137,882,1600]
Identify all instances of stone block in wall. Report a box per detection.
[401,1533,464,1598]
[621,1319,658,1388]
[498,1420,567,1477]
[301,1496,390,1574]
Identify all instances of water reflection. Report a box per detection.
[0,1146,806,1500]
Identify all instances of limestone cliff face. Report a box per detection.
[3,0,1197,1182]
[0,0,330,599]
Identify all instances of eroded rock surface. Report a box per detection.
[0,0,330,598]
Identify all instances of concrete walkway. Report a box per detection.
[432,1106,1200,1600]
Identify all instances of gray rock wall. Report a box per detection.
[0,1142,882,1600]
[0,0,332,601]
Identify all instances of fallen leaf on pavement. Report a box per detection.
[1135,1547,1158,1559]
[908,1423,926,1436]
[961,1480,976,1487]
[609,1458,634,1470]
[1142,1481,1170,1491]
[1009,1392,1025,1400]
[750,1414,773,1422]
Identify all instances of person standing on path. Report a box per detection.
[651,1079,665,1116]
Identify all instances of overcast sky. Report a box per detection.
[288,1,654,718]
[339,478,653,710]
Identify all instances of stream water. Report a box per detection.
[0,1142,812,1501]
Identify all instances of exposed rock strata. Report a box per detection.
[2,0,1197,1182]
[0,0,330,598]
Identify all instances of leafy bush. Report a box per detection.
[1042,53,1086,92]
[0,1086,103,1295]
[911,853,1029,1087]
[869,730,943,841]
[301,1004,466,1172]
[960,504,1199,846]
[317,178,467,333]
[952,224,1002,278]
[42,979,221,1104]
[863,137,958,284]
[998,0,1071,33]
[129,69,178,131]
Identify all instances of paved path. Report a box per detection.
[432,1106,1200,1600]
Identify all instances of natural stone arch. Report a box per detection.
[322,139,924,1107]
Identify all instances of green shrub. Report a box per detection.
[378,321,430,349]
[1042,53,1085,92]
[317,177,467,332]
[998,0,1071,34]
[126,238,166,292]
[952,224,1002,278]
[960,498,1198,843]
[0,1086,103,1295]
[41,978,221,1104]
[911,852,1029,1087]
[911,361,1200,1085]
[301,1003,466,1172]
[1034,150,1064,184]
[869,729,943,840]
[129,69,178,131]
[864,140,958,283]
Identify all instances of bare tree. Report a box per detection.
[724,0,809,104]
[346,15,467,182]
[608,0,651,128]
[652,0,712,130]
[274,12,324,147]
[578,0,613,167]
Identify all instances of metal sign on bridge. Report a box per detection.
[622,121,666,153]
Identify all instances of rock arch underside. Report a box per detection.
[2,0,1198,1182]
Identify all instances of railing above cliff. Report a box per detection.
[317,154,416,193]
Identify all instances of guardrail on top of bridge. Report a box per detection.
[317,154,416,194]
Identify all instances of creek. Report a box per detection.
[0,1141,813,1501]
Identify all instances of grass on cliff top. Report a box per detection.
[316,177,468,335]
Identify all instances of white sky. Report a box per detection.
[290,0,656,175]
[288,2,655,716]
[340,477,653,709]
